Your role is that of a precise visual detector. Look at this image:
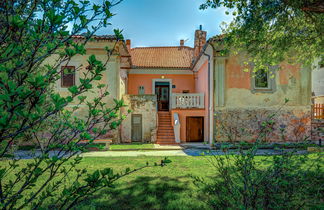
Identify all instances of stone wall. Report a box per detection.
[121,94,157,143]
[214,106,311,143]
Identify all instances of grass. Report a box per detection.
[74,156,216,209]
[2,154,323,209]
[109,143,155,150]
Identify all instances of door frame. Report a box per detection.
[186,116,204,142]
[131,114,142,142]
[152,79,172,110]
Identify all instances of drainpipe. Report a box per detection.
[203,51,212,145]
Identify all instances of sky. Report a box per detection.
[95,0,233,48]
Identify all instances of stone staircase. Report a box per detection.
[156,111,177,145]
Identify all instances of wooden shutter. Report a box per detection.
[61,66,75,88]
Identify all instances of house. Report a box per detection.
[45,35,131,141]
[195,35,313,143]
[120,29,213,144]
[51,30,314,144]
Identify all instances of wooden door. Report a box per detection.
[155,84,169,111]
[186,117,204,142]
[131,114,142,142]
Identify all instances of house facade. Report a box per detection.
[120,30,212,144]
[45,35,131,141]
[51,30,313,144]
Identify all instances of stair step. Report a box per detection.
[158,135,175,138]
[157,131,174,134]
[157,136,175,139]
[157,131,174,135]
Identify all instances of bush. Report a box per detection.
[194,146,323,209]
[196,102,323,209]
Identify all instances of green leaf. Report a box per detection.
[68,86,78,95]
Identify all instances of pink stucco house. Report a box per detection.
[121,29,213,144]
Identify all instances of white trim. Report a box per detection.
[152,79,172,110]
[129,69,193,75]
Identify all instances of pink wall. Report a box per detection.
[171,109,206,142]
[195,61,209,113]
[128,74,195,94]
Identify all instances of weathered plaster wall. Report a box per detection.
[171,109,206,142]
[222,55,311,107]
[44,41,122,106]
[127,73,195,94]
[213,52,312,142]
[121,94,157,143]
[43,40,128,141]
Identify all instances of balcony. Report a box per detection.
[171,93,204,109]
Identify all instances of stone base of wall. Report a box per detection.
[214,106,311,143]
[120,94,157,143]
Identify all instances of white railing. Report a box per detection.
[171,93,204,109]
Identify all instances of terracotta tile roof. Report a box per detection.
[130,46,194,69]
[72,34,117,40]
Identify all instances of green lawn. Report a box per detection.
[76,156,213,209]
[2,154,323,209]
[109,143,155,150]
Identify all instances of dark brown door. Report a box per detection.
[186,117,204,142]
[131,114,142,142]
[155,83,169,111]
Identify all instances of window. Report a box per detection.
[138,86,145,95]
[251,68,276,93]
[61,66,75,88]
[254,69,269,89]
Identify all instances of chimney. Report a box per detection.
[126,39,131,51]
[194,25,207,57]
[180,39,184,46]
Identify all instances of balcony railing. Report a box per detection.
[171,93,204,109]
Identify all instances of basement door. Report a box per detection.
[186,117,204,142]
[131,114,142,142]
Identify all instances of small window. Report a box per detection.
[254,69,269,89]
[138,86,145,95]
[61,66,75,88]
[182,90,189,93]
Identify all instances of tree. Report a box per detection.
[0,0,169,209]
[200,0,324,69]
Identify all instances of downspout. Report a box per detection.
[202,51,211,145]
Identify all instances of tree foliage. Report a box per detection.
[201,0,324,69]
[0,0,170,209]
